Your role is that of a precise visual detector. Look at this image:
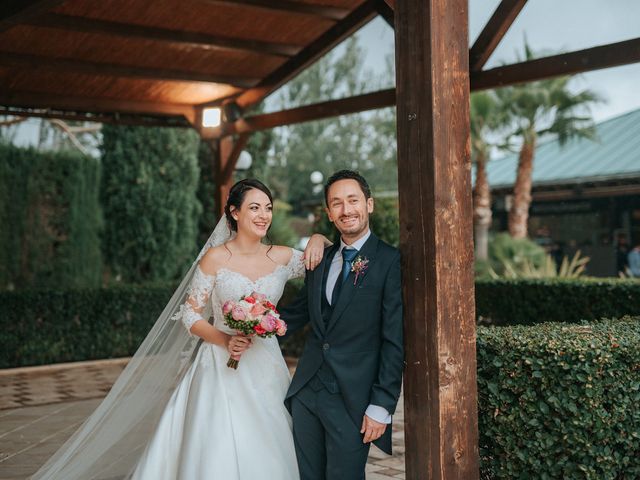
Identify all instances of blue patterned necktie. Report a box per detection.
[331,247,359,305]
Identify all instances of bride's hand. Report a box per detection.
[304,234,332,270]
[227,334,252,359]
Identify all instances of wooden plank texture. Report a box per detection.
[393,0,479,478]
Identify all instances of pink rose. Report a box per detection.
[250,303,268,316]
[275,319,287,336]
[222,300,234,315]
[260,313,278,332]
[251,291,267,302]
[231,305,246,321]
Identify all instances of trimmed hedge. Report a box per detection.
[476,277,640,325]
[478,316,640,479]
[0,144,102,290]
[0,282,302,368]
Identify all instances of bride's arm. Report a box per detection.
[303,233,333,270]
[180,249,251,355]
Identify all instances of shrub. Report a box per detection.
[0,144,102,290]
[476,277,640,325]
[100,125,201,283]
[478,316,640,478]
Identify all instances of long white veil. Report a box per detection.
[32,215,235,480]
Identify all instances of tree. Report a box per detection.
[496,43,601,238]
[100,125,201,283]
[270,37,398,212]
[470,91,506,260]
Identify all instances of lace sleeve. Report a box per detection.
[286,248,306,280]
[171,265,216,337]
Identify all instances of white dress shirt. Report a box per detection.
[325,230,392,425]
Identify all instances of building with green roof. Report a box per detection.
[479,108,640,277]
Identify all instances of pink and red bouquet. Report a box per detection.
[222,291,287,369]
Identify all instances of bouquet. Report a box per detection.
[222,291,287,369]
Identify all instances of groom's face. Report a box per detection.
[325,179,374,241]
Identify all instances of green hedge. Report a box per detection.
[478,316,640,479]
[0,281,302,368]
[476,278,640,325]
[0,144,102,290]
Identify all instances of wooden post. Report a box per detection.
[213,134,250,216]
[214,137,234,217]
[393,0,479,479]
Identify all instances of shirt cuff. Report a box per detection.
[365,404,392,424]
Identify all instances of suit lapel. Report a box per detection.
[327,234,379,332]
[311,243,339,334]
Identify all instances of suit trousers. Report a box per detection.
[291,370,370,480]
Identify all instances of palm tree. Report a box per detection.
[496,44,602,239]
[470,91,505,260]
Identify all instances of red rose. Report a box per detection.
[244,296,256,304]
[265,301,276,311]
[254,324,266,335]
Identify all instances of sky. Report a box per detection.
[8,1,640,147]
[344,0,640,123]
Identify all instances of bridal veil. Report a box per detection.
[32,216,235,480]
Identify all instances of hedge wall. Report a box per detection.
[476,277,640,325]
[478,316,640,479]
[0,281,302,368]
[0,144,102,290]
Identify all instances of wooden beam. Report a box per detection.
[394,0,479,477]
[0,0,65,32]
[215,137,234,216]
[469,0,527,71]
[471,37,640,90]
[0,90,196,124]
[233,0,377,109]
[27,13,300,58]
[220,133,250,183]
[200,0,350,21]
[208,88,395,138]
[374,0,394,28]
[0,52,259,88]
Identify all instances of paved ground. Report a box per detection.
[0,358,405,479]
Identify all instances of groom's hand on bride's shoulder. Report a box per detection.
[361,415,387,443]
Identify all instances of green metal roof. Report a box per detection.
[477,108,640,189]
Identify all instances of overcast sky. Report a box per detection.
[351,0,640,123]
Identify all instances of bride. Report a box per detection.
[32,179,328,479]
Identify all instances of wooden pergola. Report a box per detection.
[3,1,640,477]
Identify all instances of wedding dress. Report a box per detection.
[131,254,305,479]
[31,216,303,480]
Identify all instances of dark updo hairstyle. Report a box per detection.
[224,178,273,232]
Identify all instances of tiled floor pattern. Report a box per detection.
[0,358,405,479]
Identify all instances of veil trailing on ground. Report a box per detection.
[32,215,235,480]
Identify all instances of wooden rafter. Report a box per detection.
[374,0,394,28]
[200,0,350,21]
[27,13,300,58]
[471,37,640,90]
[220,133,250,183]
[469,0,527,71]
[207,88,395,138]
[0,0,65,32]
[231,0,378,109]
[0,90,196,123]
[0,52,260,88]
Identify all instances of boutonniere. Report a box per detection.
[351,255,369,285]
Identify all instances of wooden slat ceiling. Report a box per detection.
[0,0,374,126]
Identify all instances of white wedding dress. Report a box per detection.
[130,249,305,480]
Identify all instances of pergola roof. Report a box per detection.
[0,0,376,127]
[2,1,639,135]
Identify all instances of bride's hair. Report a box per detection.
[224,178,273,232]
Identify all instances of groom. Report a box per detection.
[280,170,404,479]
